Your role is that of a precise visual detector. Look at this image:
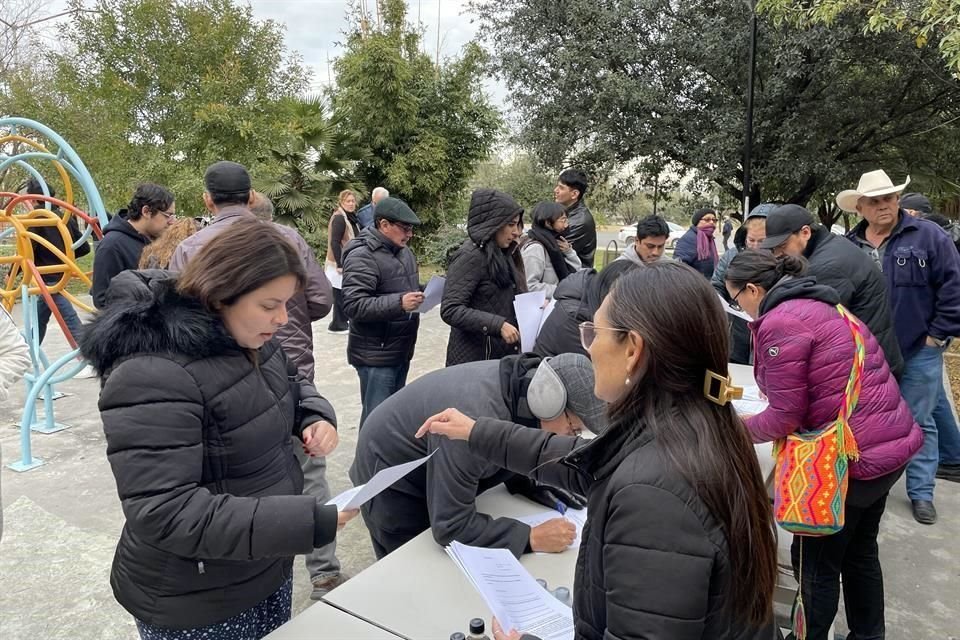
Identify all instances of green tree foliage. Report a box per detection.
[1,0,311,214]
[332,0,503,232]
[471,0,960,213]
[758,0,960,73]
[466,153,556,212]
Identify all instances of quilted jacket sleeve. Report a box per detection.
[745,315,814,443]
[603,484,715,639]
[441,246,507,335]
[296,375,338,435]
[426,436,532,557]
[100,356,336,561]
[342,247,405,322]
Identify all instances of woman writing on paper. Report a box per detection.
[442,189,526,365]
[81,220,358,640]
[419,263,780,640]
[326,189,361,333]
[724,250,921,640]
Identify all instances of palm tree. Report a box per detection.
[259,95,366,226]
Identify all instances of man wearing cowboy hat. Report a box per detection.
[840,169,960,524]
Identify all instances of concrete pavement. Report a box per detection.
[1,299,957,639]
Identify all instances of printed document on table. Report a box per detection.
[717,293,752,322]
[733,384,768,416]
[514,290,548,352]
[324,264,343,289]
[326,451,435,511]
[515,508,587,552]
[418,275,446,314]
[445,541,575,640]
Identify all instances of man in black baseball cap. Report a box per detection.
[759,204,815,252]
[759,204,904,379]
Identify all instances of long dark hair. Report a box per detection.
[725,249,807,291]
[604,263,777,626]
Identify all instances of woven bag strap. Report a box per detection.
[834,304,865,459]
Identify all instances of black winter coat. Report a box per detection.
[468,418,778,640]
[341,228,420,367]
[803,225,904,378]
[91,214,148,308]
[442,189,525,366]
[533,269,592,358]
[565,199,597,265]
[80,270,339,629]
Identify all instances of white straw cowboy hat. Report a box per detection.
[836,170,910,213]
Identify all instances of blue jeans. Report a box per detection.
[934,376,960,465]
[36,275,83,344]
[356,362,410,428]
[902,345,945,501]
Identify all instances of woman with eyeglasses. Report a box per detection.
[724,250,921,640]
[674,206,719,279]
[92,182,177,309]
[420,263,780,640]
[519,201,581,299]
[442,188,527,366]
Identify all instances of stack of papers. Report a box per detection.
[326,452,435,511]
[515,509,588,551]
[732,385,768,416]
[418,275,446,314]
[445,541,575,640]
[514,291,557,352]
[324,264,343,289]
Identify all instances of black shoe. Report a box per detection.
[936,463,960,483]
[911,499,937,525]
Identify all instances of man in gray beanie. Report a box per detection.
[349,353,605,559]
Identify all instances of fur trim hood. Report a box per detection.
[80,270,236,375]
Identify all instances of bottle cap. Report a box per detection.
[469,618,485,634]
[450,634,466,640]
[554,586,570,599]
[536,578,548,589]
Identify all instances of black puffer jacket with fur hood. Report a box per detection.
[80,270,339,629]
[441,189,526,366]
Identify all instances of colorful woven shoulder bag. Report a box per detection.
[772,304,864,639]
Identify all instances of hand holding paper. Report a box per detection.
[418,275,446,314]
[326,451,435,512]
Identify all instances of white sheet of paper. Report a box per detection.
[515,508,587,551]
[536,299,557,335]
[418,275,446,314]
[514,290,548,353]
[326,451,435,511]
[733,384,769,416]
[718,293,752,322]
[445,541,575,640]
[324,263,343,289]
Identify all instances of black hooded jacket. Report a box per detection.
[802,225,904,378]
[91,213,150,308]
[441,189,526,366]
[79,270,338,629]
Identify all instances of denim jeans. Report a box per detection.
[35,275,84,345]
[791,491,889,640]
[933,372,960,465]
[901,345,944,501]
[356,362,410,428]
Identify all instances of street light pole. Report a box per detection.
[743,0,758,216]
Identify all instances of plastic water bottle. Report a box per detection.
[552,586,572,607]
[467,618,491,640]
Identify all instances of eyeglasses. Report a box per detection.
[729,285,747,311]
[157,210,177,221]
[700,216,718,223]
[391,221,414,233]
[578,321,629,350]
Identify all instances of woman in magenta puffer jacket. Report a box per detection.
[725,250,921,640]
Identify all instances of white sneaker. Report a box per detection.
[74,364,97,379]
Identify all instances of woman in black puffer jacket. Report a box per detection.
[441,189,527,366]
[80,220,357,639]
